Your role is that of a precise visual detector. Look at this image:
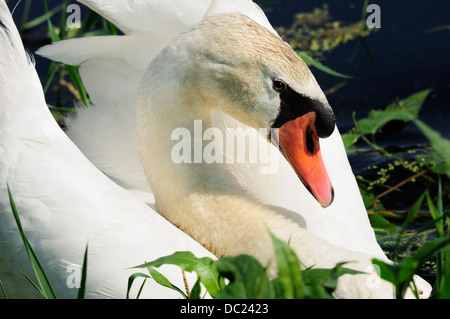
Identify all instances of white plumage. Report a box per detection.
[0,0,214,299]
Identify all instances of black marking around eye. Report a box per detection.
[271,84,336,139]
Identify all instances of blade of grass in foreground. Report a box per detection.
[7,185,57,299]
[127,273,151,299]
[77,245,89,299]
[0,280,7,299]
[270,234,304,299]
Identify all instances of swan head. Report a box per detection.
[138,13,336,208]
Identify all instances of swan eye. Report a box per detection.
[273,80,287,93]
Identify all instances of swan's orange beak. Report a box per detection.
[273,112,334,208]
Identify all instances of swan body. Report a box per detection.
[24,0,431,298]
[39,0,383,257]
[0,1,215,299]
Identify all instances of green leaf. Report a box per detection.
[426,192,445,238]
[368,213,397,231]
[215,255,273,299]
[302,263,363,298]
[412,238,450,268]
[126,273,151,299]
[7,185,57,299]
[360,0,370,37]
[270,234,304,299]
[413,119,450,178]
[149,266,188,298]
[372,259,396,284]
[297,51,352,79]
[341,132,363,149]
[65,65,90,107]
[147,267,187,299]
[357,90,430,136]
[189,279,203,299]
[133,251,220,297]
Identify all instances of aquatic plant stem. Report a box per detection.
[360,0,369,37]
[182,270,191,298]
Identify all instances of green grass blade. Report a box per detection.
[77,244,88,299]
[297,51,352,79]
[20,0,32,30]
[356,90,430,136]
[19,269,44,296]
[147,267,188,299]
[65,65,90,106]
[43,0,61,42]
[126,273,151,299]
[270,234,304,299]
[134,252,220,297]
[426,192,445,238]
[7,186,57,299]
[48,105,76,113]
[0,280,8,299]
[413,118,450,178]
[58,0,70,41]
[101,18,118,35]
[393,192,426,262]
[360,0,369,37]
[21,4,63,30]
[215,254,273,299]
[412,238,450,268]
[43,62,60,94]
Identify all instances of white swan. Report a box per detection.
[0,2,428,297]
[0,1,215,299]
[36,0,432,298]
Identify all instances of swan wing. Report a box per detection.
[78,0,211,35]
[0,2,214,298]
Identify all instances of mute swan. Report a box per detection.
[36,0,432,298]
[0,1,215,299]
[38,0,385,256]
[0,2,395,299]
